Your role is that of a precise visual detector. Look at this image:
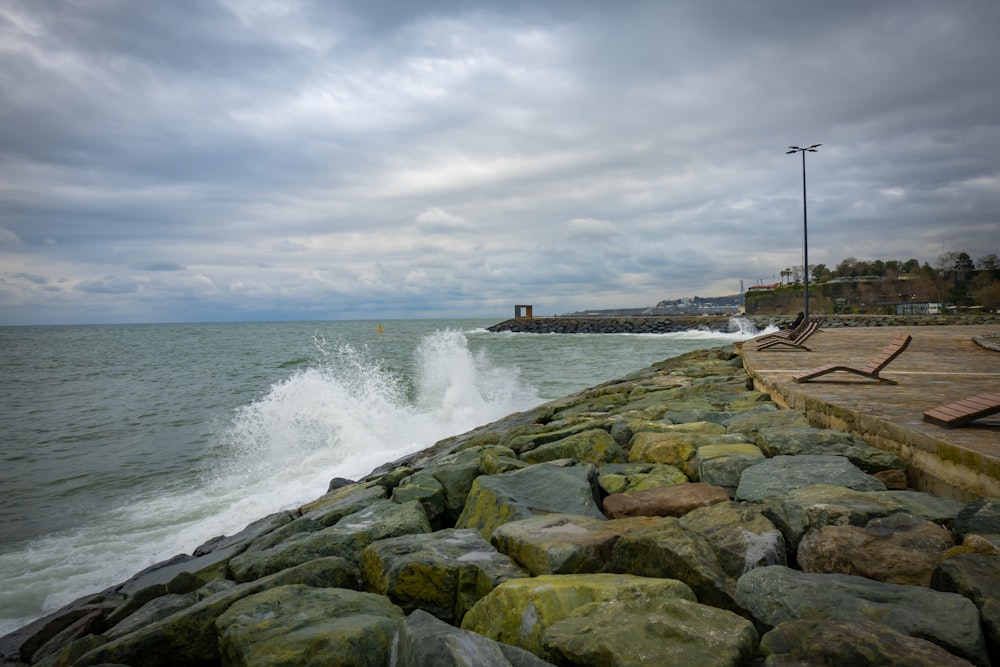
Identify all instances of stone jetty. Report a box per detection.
[3,343,999,666]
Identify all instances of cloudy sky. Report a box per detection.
[1,1,998,324]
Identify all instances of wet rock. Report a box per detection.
[695,442,765,494]
[931,552,1000,664]
[880,490,964,525]
[760,619,975,666]
[797,513,953,585]
[229,499,431,582]
[520,428,627,466]
[361,528,526,623]
[393,610,555,667]
[460,573,695,658]
[603,481,730,519]
[628,430,749,478]
[954,498,1000,544]
[543,596,758,667]
[490,514,662,576]
[607,516,738,611]
[596,462,689,494]
[735,455,886,502]
[216,585,403,667]
[735,566,988,666]
[677,501,787,578]
[455,463,604,540]
[755,426,906,474]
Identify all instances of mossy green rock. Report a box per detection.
[520,428,626,466]
[229,499,431,582]
[216,585,403,667]
[460,573,695,657]
[597,462,689,494]
[607,516,738,611]
[543,597,758,667]
[628,430,748,479]
[361,528,526,623]
[392,472,447,523]
[756,426,905,473]
[677,501,786,578]
[490,514,663,576]
[455,463,604,540]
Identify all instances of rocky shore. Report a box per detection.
[488,313,1000,334]
[3,344,999,667]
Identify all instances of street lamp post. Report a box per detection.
[786,144,821,320]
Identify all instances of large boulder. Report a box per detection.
[797,513,953,586]
[490,514,663,575]
[725,408,811,440]
[755,427,905,473]
[216,585,403,667]
[229,499,431,582]
[298,482,388,526]
[954,498,1000,545]
[460,573,695,657]
[70,557,372,667]
[677,501,787,578]
[759,484,905,556]
[603,482,730,519]
[932,553,1000,664]
[392,610,555,667]
[543,597,758,667]
[361,528,526,623]
[760,619,975,667]
[879,489,965,526]
[607,516,738,611]
[455,463,604,539]
[735,455,886,502]
[735,566,988,666]
[520,428,627,466]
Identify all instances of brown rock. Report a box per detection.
[603,482,729,519]
[873,469,909,490]
[797,513,954,586]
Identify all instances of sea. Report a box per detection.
[0,317,769,635]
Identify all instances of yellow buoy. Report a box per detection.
[377,323,384,333]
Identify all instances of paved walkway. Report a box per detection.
[741,324,1000,501]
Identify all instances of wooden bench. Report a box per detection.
[757,319,823,351]
[923,393,1000,428]
[794,333,912,385]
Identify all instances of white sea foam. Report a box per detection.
[0,328,539,636]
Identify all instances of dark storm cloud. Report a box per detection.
[0,0,997,324]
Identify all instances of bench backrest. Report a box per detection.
[862,333,912,374]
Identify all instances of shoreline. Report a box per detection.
[3,339,998,666]
[488,312,1000,334]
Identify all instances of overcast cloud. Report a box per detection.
[1,1,998,324]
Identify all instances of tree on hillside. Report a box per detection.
[977,254,999,270]
[954,252,975,272]
[812,264,830,283]
[902,258,920,273]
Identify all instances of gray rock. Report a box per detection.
[954,498,1000,543]
[216,585,403,667]
[596,462,689,494]
[677,502,787,578]
[520,428,627,466]
[392,609,555,667]
[735,455,886,502]
[229,499,431,582]
[607,517,738,611]
[543,597,758,667]
[755,426,905,473]
[735,566,988,666]
[880,489,965,525]
[455,463,604,540]
[362,528,526,623]
[696,442,765,494]
[760,619,975,666]
[758,483,905,555]
[932,553,1000,665]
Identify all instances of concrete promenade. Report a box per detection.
[742,324,1000,501]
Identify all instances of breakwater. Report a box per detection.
[488,313,1000,334]
[3,344,998,667]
